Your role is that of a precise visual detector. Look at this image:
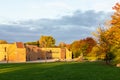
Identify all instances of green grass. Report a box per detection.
[0,61,120,80]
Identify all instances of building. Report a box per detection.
[26,45,72,61]
[0,42,26,62]
[0,43,72,62]
[25,45,42,61]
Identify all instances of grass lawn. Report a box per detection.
[0,61,120,80]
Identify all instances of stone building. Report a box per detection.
[0,42,26,62]
[26,45,72,61]
[0,43,72,62]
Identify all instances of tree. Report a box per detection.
[83,37,97,56]
[70,40,81,58]
[0,40,7,44]
[25,41,39,46]
[39,35,56,48]
[109,3,120,64]
[93,3,120,64]
[59,42,66,48]
[70,37,96,58]
[93,26,115,64]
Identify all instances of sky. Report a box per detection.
[0,0,119,44]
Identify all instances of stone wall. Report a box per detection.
[0,42,26,62]
[26,45,72,61]
[0,44,72,62]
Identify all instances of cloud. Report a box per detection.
[0,10,112,44]
[46,1,72,10]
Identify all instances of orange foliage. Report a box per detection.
[70,37,96,58]
[93,2,120,64]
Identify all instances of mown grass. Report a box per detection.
[0,61,120,80]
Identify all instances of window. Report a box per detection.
[4,47,6,52]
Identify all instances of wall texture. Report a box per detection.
[0,42,26,62]
[26,45,72,61]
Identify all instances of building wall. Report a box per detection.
[19,48,26,62]
[65,48,72,60]
[0,43,72,62]
[26,45,72,61]
[9,48,26,62]
[7,43,17,62]
[0,44,12,61]
[61,48,66,60]
[0,42,26,62]
[26,45,42,61]
[42,48,72,60]
[0,52,5,61]
[41,48,61,59]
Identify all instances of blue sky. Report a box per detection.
[0,0,119,44]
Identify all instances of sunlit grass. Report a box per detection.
[0,62,120,80]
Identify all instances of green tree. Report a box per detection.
[39,35,55,48]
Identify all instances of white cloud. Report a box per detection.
[29,27,36,31]
[46,1,72,10]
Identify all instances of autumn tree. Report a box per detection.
[93,3,120,64]
[108,3,120,64]
[0,40,8,44]
[83,37,97,56]
[70,37,96,58]
[70,40,81,58]
[93,26,116,63]
[25,41,39,46]
[59,42,66,48]
[39,35,56,48]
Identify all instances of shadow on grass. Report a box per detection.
[0,62,120,80]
